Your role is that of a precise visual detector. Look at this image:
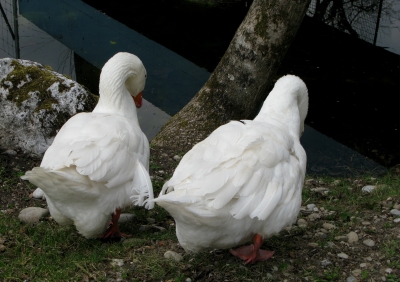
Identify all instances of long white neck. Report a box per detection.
[94,78,138,123]
[254,75,308,138]
[92,53,144,125]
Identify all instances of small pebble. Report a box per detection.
[337,252,349,259]
[393,204,400,210]
[164,251,183,262]
[363,239,375,247]
[361,185,376,193]
[320,259,331,266]
[351,269,361,276]
[173,155,182,161]
[18,207,49,223]
[322,223,336,230]
[305,179,316,185]
[360,263,368,268]
[390,209,400,216]
[297,218,307,228]
[346,276,357,282]
[394,218,400,223]
[311,187,330,193]
[361,221,371,225]
[0,244,5,252]
[307,213,321,221]
[32,188,46,200]
[385,268,392,274]
[110,259,124,267]
[308,243,319,248]
[307,204,316,210]
[347,231,359,243]
[3,149,17,155]
[325,241,335,248]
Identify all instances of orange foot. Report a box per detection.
[229,234,274,264]
[99,208,132,239]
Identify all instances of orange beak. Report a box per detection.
[133,92,143,108]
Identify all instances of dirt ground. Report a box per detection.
[1,146,400,281]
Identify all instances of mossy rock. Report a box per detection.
[0,58,98,156]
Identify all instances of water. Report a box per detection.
[376,2,400,55]
[17,0,210,115]
[0,1,196,140]
[0,0,390,175]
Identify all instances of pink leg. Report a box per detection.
[229,234,274,264]
[100,208,132,239]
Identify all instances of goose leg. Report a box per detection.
[229,234,274,264]
[101,208,132,239]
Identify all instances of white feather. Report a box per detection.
[154,75,308,253]
[22,52,154,238]
[131,160,154,209]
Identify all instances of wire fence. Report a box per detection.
[0,0,398,59]
[306,0,392,45]
[0,0,18,58]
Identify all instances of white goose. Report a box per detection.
[154,75,308,264]
[22,52,154,239]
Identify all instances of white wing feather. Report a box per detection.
[131,160,154,209]
[40,112,153,206]
[157,120,303,222]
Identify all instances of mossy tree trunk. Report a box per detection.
[151,0,311,151]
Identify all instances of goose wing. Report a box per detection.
[158,120,306,220]
[38,112,153,208]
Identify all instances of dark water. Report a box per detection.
[1,0,399,170]
[81,0,400,168]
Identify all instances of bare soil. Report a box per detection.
[1,146,400,281]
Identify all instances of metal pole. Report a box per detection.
[373,0,383,46]
[12,0,20,58]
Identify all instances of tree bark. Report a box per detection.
[151,0,311,152]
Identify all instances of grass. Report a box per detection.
[1,157,400,281]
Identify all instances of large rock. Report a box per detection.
[0,58,98,156]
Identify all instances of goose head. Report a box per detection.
[255,75,309,138]
[95,52,147,116]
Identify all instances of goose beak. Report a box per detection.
[133,92,143,108]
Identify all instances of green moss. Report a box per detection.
[179,120,188,128]
[0,60,99,137]
[35,96,58,112]
[62,74,72,80]
[43,65,53,71]
[0,60,72,108]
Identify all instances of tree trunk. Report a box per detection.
[151,0,311,152]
